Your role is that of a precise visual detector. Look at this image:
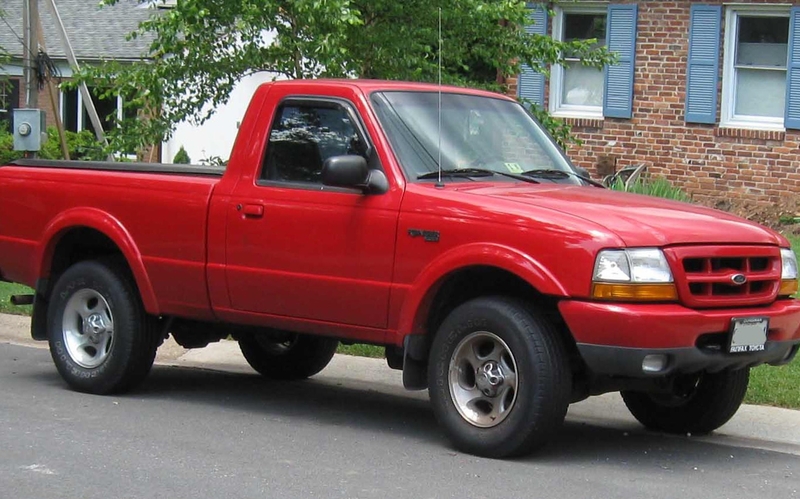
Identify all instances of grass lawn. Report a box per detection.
[337,343,385,358]
[2,234,800,408]
[0,282,32,316]
[745,360,800,409]
[742,233,800,408]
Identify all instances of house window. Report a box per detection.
[0,79,20,131]
[60,86,129,135]
[721,9,790,130]
[550,7,607,118]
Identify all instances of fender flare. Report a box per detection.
[396,243,568,336]
[35,207,160,315]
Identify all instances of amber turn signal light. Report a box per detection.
[779,279,799,297]
[591,283,679,302]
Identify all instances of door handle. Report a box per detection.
[240,204,264,218]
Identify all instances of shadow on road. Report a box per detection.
[19,361,795,466]
[142,364,440,441]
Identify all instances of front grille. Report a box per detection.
[664,246,781,308]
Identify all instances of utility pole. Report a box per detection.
[22,0,30,106]
[35,16,69,159]
[22,0,40,108]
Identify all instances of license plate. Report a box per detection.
[728,317,769,353]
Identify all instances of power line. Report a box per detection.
[0,11,39,64]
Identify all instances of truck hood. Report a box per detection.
[456,184,783,247]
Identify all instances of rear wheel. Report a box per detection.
[238,331,338,380]
[428,296,571,458]
[47,259,160,394]
[621,368,750,434]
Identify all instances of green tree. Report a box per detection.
[86,1,614,153]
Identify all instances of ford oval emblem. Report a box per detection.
[731,274,747,285]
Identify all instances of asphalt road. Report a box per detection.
[1,343,798,499]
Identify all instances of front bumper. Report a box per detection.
[558,298,800,377]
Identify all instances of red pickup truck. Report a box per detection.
[1,80,799,457]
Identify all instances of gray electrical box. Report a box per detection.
[13,109,47,152]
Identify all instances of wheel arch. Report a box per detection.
[35,208,159,315]
[398,243,569,339]
[396,244,575,390]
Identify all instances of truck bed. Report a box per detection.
[0,160,221,320]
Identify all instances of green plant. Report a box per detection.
[610,176,691,202]
[199,155,227,167]
[0,126,106,163]
[173,146,191,164]
[0,127,23,165]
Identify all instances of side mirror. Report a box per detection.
[322,155,389,194]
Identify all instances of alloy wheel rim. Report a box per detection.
[62,289,115,369]
[448,331,519,428]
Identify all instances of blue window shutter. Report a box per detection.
[603,4,638,119]
[685,5,721,124]
[518,4,548,107]
[785,8,800,129]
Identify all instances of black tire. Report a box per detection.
[621,368,750,434]
[47,259,160,395]
[238,332,338,380]
[428,296,572,458]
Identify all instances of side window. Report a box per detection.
[262,102,367,183]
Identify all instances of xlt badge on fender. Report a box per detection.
[408,229,440,243]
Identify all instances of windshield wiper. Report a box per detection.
[522,169,605,188]
[418,168,540,184]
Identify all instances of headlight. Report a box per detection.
[592,248,677,301]
[779,248,798,296]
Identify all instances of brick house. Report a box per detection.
[0,0,154,150]
[511,0,800,206]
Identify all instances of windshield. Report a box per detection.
[370,91,580,184]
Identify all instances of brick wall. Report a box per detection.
[507,0,800,206]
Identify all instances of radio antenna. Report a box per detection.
[437,7,443,186]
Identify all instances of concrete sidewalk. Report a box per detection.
[2,312,799,456]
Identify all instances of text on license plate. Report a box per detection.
[729,317,769,353]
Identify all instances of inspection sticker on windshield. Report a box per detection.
[504,162,523,173]
[728,317,768,353]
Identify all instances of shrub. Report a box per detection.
[172,146,191,164]
[0,126,106,163]
[0,128,23,165]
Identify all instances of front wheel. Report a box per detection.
[621,368,750,434]
[47,259,160,394]
[238,331,338,380]
[428,297,572,458]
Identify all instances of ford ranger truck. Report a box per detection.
[0,80,798,458]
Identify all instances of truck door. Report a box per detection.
[225,97,398,330]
